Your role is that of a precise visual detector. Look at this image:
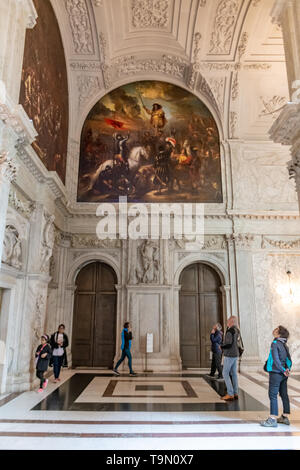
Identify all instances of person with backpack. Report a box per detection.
[208,323,223,379]
[260,325,292,427]
[113,322,137,376]
[220,316,244,401]
[35,334,52,393]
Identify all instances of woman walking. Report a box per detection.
[50,324,69,383]
[35,334,52,393]
[261,325,292,427]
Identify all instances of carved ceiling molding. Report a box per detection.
[131,0,170,29]
[101,54,189,90]
[64,0,94,55]
[209,0,242,55]
[70,61,102,71]
[71,234,121,249]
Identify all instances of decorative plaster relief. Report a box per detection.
[8,188,34,219]
[0,152,18,182]
[64,0,94,54]
[2,225,23,270]
[209,0,242,54]
[131,0,170,29]
[77,75,101,108]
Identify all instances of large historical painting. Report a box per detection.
[78,81,222,203]
[19,0,69,184]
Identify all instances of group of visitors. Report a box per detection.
[208,316,292,427]
[35,324,69,392]
[35,318,293,428]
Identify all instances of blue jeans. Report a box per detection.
[53,355,64,379]
[115,348,133,373]
[269,372,290,416]
[223,356,239,396]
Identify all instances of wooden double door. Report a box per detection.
[179,263,223,368]
[72,262,117,368]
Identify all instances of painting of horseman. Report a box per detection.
[77,80,222,203]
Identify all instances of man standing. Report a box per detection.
[221,316,242,401]
[113,322,137,376]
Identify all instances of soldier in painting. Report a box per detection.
[143,103,167,135]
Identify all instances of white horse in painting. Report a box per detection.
[83,146,150,191]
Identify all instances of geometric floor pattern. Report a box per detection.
[0,370,300,450]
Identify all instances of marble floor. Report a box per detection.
[0,369,300,450]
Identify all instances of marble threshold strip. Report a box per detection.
[0,419,282,425]
[240,372,300,408]
[0,431,299,438]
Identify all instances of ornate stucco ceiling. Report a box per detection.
[49,0,289,203]
[51,0,288,140]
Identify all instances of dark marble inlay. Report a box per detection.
[135,385,164,391]
[31,373,267,412]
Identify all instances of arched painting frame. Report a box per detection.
[77,80,222,203]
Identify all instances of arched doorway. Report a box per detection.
[72,262,117,368]
[179,262,223,368]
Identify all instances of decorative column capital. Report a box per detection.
[220,285,231,294]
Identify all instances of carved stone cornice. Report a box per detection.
[71,234,121,249]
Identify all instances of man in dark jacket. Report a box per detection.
[261,325,292,427]
[220,316,241,401]
[208,323,223,379]
[113,322,137,376]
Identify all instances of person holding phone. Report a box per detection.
[113,322,137,376]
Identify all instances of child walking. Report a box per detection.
[35,334,52,393]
